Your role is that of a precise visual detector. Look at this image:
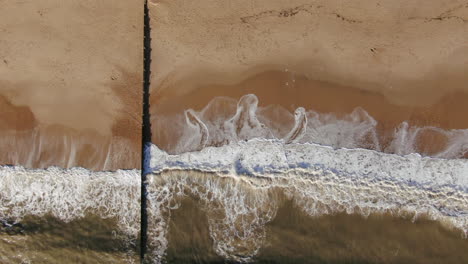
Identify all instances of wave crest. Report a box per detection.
[0,166,140,237]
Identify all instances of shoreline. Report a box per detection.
[0,125,141,171]
[0,1,143,171]
[153,70,468,129]
[151,69,468,156]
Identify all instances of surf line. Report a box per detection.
[141,0,152,261]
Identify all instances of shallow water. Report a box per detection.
[0,166,140,263]
[1,140,467,263]
[2,84,467,263]
[153,93,468,158]
[0,215,139,264]
[148,66,468,262]
[145,138,468,262]
[146,170,468,264]
[165,198,468,264]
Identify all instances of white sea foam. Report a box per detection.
[148,140,468,262]
[388,122,468,158]
[150,140,468,189]
[157,94,468,158]
[146,171,277,263]
[0,166,140,237]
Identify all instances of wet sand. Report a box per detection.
[152,69,468,155]
[0,1,143,170]
[154,70,468,129]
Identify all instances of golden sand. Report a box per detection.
[0,1,143,170]
[150,0,468,103]
[150,0,468,154]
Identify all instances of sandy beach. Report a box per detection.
[150,0,468,101]
[0,0,467,262]
[150,0,468,155]
[0,1,143,170]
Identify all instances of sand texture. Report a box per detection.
[150,0,468,102]
[149,0,468,154]
[0,0,143,170]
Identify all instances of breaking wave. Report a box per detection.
[147,140,468,262]
[154,94,468,158]
[0,166,140,238]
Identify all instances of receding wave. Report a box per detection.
[153,94,468,158]
[0,127,140,171]
[147,141,468,262]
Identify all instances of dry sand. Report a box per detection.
[0,1,143,170]
[149,0,468,153]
